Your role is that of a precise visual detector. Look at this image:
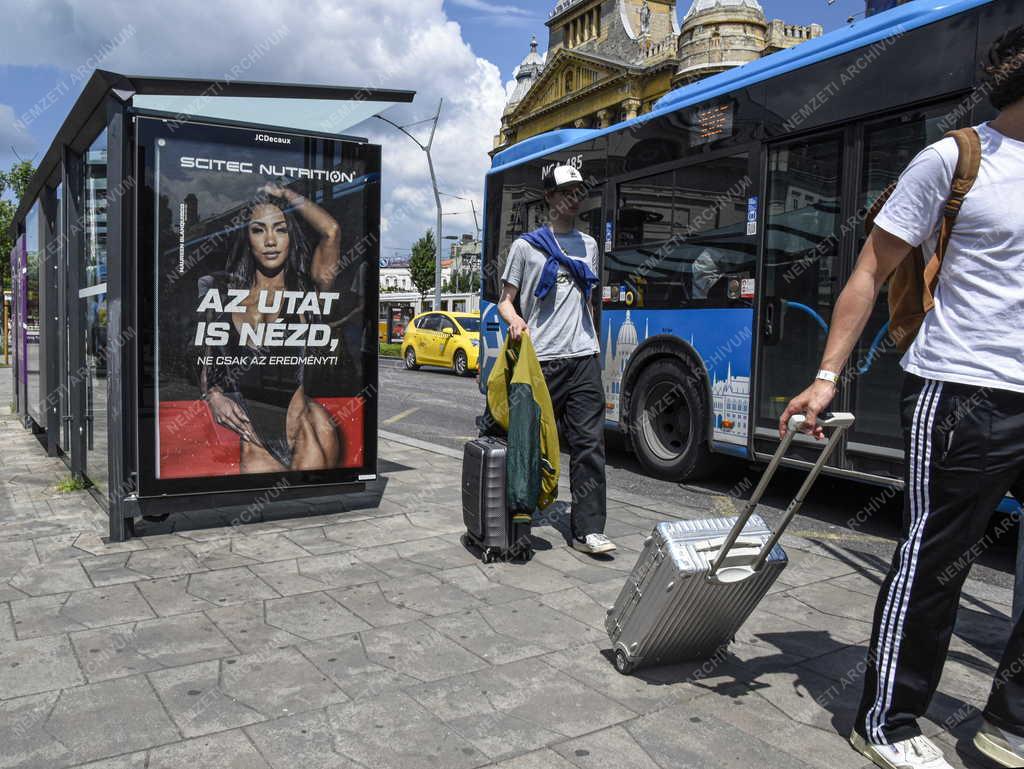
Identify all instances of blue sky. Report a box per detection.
[0,0,865,253]
[2,0,864,173]
[452,0,865,82]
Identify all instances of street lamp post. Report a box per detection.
[439,191,481,240]
[375,99,445,311]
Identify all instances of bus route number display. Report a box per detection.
[691,103,734,147]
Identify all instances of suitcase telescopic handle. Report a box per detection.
[707,411,855,583]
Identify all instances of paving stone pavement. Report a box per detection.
[0,397,1015,768]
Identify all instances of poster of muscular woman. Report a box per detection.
[138,118,378,489]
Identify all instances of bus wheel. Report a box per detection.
[628,359,717,481]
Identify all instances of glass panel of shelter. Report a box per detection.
[25,201,41,426]
[55,182,70,453]
[80,129,109,496]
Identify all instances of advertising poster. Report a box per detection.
[138,118,378,489]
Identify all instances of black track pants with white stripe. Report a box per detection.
[855,373,1024,744]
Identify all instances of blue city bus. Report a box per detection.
[479,0,1023,497]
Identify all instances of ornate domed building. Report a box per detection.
[494,0,822,154]
[506,35,546,110]
[675,0,822,86]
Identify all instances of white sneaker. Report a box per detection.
[974,719,1024,767]
[572,533,617,554]
[849,731,954,769]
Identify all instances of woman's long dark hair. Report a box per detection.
[226,193,313,294]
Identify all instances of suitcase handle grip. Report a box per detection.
[695,537,762,554]
[791,412,856,430]
[708,411,855,582]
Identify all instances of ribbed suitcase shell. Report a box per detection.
[606,515,786,670]
[461,437,530,559]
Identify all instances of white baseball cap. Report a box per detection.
[544,164,585,192]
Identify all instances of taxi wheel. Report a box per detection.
[404,347,420,370]
[452,350,469,377]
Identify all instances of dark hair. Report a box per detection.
[226,193,312,293]
[983,25,1024,111]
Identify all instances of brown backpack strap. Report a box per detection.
[922,127,982,307]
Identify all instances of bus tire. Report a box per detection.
[627,358,717,481]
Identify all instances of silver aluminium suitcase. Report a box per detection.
[606,412,855,674]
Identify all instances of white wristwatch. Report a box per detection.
[815,369,840,386]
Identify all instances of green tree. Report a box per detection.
[409,229,437,301]
[443,269,480,294]
[0,160,36,293]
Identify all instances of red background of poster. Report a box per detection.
[158,397,365,479]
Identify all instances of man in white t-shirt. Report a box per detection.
[781,29,1024,769]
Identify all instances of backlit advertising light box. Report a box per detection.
[137,118,380,495]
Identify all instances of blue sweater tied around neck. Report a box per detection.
[520,226,600,300]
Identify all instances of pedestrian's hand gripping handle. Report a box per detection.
[707,411,855,584]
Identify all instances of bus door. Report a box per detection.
[842,103,967,479]
[754,131,849,466]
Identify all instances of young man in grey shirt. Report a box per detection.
[497,165,615,555]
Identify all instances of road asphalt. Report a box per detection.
[377,358,1018,592]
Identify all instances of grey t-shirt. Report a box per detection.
[501,229,600,361]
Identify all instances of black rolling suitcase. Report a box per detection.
[461,437,532,563]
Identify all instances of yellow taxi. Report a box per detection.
[401,311,480,376]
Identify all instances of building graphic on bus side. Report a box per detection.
[600,308,751,446]
[601,309,641,420]
[711,362,750,445]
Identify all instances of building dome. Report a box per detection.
[506,35,545,109]
[676,0,768,86]
[683,0,764,19]
[617,310,638,348]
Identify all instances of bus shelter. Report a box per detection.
[8,70,414,540]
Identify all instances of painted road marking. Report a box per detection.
[382,407,421,426]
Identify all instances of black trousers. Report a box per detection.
[855,373,1024,744]
[540,354,607,539]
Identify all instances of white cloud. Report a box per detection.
[447,0,532,16]
[0,0,505,253]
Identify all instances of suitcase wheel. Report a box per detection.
[481,549,495,564]
[613,649,636,676]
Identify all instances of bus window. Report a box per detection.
[757,134,844,433]
[616,170,674,246]
[483,181,603,303]
[605,153,753,309]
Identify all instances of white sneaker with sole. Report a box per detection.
[974,719,1024,767]
[572,533,616,554]
[849,731,954,769]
